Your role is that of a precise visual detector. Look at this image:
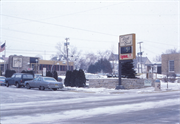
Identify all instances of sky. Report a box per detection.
[0,0,179,62]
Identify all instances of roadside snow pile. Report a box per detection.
[63,81,180,94]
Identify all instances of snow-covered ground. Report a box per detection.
[63,81,180,95]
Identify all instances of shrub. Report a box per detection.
[64,71,72,86]
[5,70,16,78]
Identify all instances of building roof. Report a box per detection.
[133,56,152,68]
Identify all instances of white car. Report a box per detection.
[24,77,63,91]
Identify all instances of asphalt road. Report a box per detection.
[0,86,180,124]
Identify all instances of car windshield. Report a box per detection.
[43,77,56,81]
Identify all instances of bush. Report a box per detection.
[5,70,16,78]
[52,71,58,81]
[75,69,86,87]
[64,69,86,87]
[21,70,34,77]
[163,73,176,83]
[168,73,176,83]
[64,71,72,86]
[71,70,78,87]
[46,71,52,77]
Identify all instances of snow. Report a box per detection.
[1,79,180,124]
[2,98,179,124]
[63,81,180,94]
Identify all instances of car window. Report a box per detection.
[38,77,42,81]
[15,74,22,78]
[11,74,16,78]
[34,78,38,81]
[23,74,33,79]
[43,77,56,81]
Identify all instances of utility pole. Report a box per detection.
[65,38,70,71]
[137,52,139,73]
[138,42,143,73]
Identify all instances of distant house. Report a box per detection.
[133,56,152,74]
[161,53,180,75]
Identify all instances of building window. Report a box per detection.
[169,60,174,72]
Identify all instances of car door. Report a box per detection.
[35,77,42,88]
[9,74,16,85]
[29,78,37,88]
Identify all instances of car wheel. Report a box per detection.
[16,83,20,88]
[52,88,57,91]
[6,82,9,87]
[39,86,45,90]
[26,84,31,89]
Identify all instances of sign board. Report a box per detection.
[12,57,23,67]
[119,34,136,60]
[144,79,152,86]
[43,68,46,77]
[27,68,33,71]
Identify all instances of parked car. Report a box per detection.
[24,77,63,91]
[0,76,6,86]
[5,73,34,88]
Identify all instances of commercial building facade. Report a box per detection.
[1,55,74,75]
[161,53,180,75]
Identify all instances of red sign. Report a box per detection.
[120,54,133,60]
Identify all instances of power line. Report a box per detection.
[1,14,117,37]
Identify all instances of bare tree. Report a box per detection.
[55,42,82,70]
[153,48,180,62]
[36,54,43,60]
[153,54,161,62]
[163,48,180,54]
[97,50,111,60]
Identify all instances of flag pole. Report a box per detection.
[4,40,6,73]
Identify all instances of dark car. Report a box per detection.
[6,73,34,88]
[0,76,6,86]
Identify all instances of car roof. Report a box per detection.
[14,73,33,75]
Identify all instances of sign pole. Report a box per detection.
[116,43,124,89]
[118,60,121,85]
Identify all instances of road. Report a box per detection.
[0,86,180,124]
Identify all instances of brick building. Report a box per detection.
[161,53,180,75]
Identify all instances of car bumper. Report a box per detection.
[48,85,64,89]
[0,83,6,86]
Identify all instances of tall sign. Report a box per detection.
[116,33,136,90]
[119,34,136,60]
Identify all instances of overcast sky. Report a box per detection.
[0,0,179,62]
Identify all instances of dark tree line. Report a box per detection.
[64,69,86,87]
[87,58,112,74]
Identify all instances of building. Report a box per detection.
[161,53,180,75]
[0,55,74,75]
[133,56,152,74]
[145,62,162,74]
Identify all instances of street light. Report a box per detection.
[35,59,38,74]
